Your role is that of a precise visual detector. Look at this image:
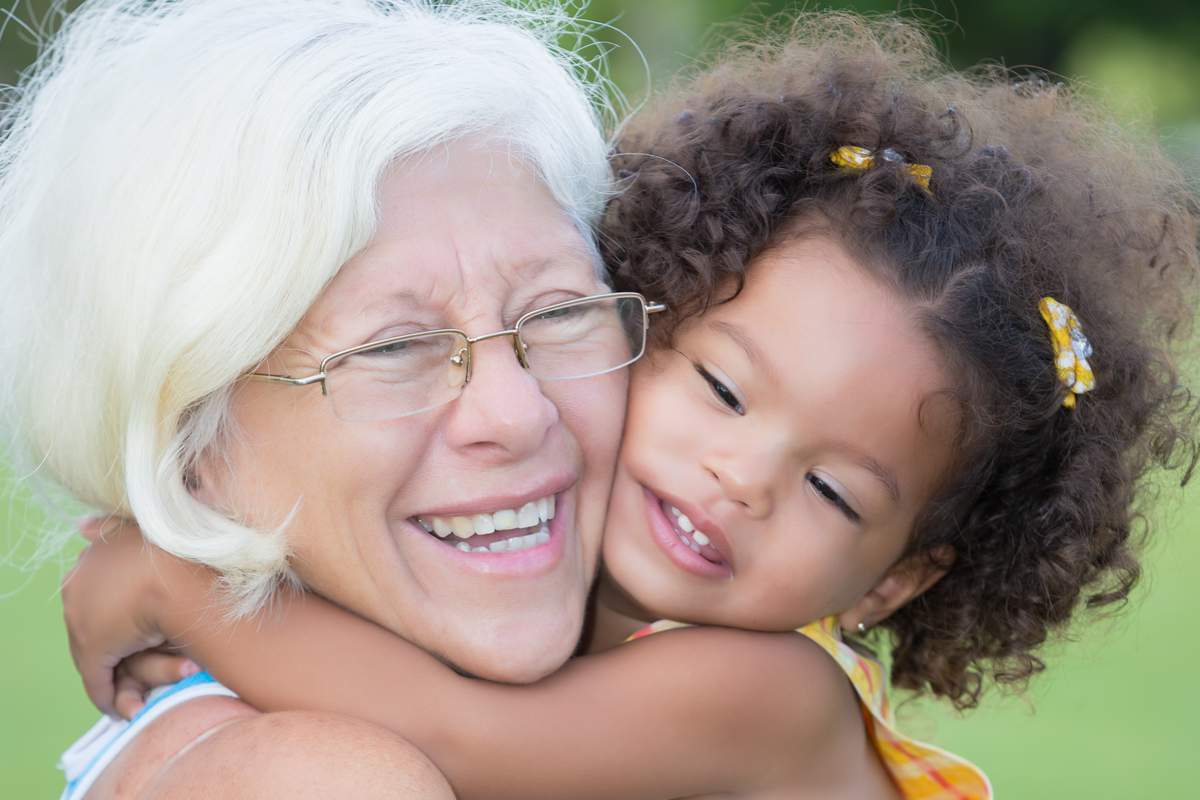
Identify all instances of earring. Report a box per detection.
[857,622,868,635]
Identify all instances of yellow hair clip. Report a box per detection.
[830,145,933,191]
[1038,297,1096,409]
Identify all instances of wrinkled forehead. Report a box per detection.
[304,147,606,336]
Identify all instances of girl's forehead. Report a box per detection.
[716,237,910,344]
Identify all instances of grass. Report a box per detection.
[912,481,1200,798]
[0,478,1196,798]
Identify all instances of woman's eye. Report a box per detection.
[695,365,745,415]
[367,340,410,356]
[807,474,861,523]
[535,305,576,320]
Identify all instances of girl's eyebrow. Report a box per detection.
[829,441,902,504]
[705,319,781,383]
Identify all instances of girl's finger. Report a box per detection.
[68,633,117,719]
[122,650,200,690]
[113,670,147,720]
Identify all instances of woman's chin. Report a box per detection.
[433,609,584,684]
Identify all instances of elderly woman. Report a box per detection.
[0,1,644,796]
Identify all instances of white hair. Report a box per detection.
[0,0,616,612]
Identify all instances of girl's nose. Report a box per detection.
[702,445,781,519]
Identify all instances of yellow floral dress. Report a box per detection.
[627,617,992,799]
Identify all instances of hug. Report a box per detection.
[0,2,1194,798]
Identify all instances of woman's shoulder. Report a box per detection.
[68,692,257,800]
[85,703,457,800]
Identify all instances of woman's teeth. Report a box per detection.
[415,495,555,554]
[420,495,554,538]
[666,504,712,551]
[454,528,550,553]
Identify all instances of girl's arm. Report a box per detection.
[65,526,866,800]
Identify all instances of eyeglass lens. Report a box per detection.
[325,295,647,422]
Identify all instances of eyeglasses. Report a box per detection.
[249,292,665,422]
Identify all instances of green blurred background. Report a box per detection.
[1,1,1197,797]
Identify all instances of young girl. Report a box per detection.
[62,14,1196,800]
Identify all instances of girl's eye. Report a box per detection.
[807,474,861,523]
[695,365,745,415]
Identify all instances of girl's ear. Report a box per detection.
[837,545,953,633]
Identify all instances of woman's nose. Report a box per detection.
[442,334,559,461]
[703,447,780,519]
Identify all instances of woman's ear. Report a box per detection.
[187,450,232,512]
[837,545,953,633]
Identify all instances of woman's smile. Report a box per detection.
[213,142,627,683]
[401,483,574,575]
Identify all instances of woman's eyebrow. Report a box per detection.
[308,291,430,342]
[511,249,602,286]
[359,290,425,318]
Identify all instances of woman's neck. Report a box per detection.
[581,568,658,655]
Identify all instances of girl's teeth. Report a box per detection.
[433,517,452,538]
[451,516,474,537]
[472,514,496,535]
[668,503,709,542]
[663,500,724,563]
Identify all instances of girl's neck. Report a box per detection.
[582,569,658,655]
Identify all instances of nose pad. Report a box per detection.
[510,333,531,370]
[444,332,557,459]
[450,344,470,383]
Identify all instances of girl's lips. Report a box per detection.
[651,490,734,567]
[642,487,733,579]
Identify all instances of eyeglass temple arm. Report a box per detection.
[646,301,666,314]
[247,371,328,391]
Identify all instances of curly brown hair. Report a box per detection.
[601,14,1200,709]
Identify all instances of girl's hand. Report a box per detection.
[112,646,202,719]
[63,518,203,718]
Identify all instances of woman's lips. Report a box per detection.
[400,487,573,577]
[413,494,556,551]
[642,487,733,579]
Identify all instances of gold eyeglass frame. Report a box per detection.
[248,292,665,407]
